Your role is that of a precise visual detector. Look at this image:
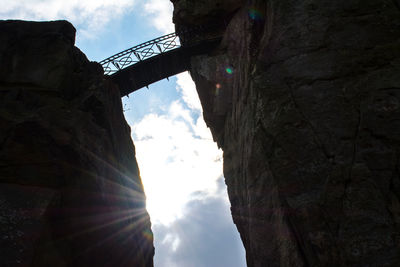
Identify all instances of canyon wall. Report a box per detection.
[173,0,400,266]
[0,20,153,266]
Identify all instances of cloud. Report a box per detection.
[132,100,222,225]
[0,0,175,42]
[129,74,246,267]
[0,0,137,39]
[152,183,246,267]
[142,0,174,34]
[176,72,202,113]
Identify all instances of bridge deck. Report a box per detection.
[101,36,221,97]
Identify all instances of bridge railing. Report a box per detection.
[100,23,226,76]
[99,33,181,75]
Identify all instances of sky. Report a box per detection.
[0,1,246,266]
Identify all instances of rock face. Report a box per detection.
[0,20,154,266]
[172,0,244,25]
[172,0,400,266]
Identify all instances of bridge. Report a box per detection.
[100,30,221,97]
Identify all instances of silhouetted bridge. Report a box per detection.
[100,31,221,97]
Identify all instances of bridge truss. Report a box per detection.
[99,25,223,96]
[99,33,181,75]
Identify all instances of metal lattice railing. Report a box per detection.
[99,33,180,75]
[99,22,226,76]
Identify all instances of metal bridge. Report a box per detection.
[99,30,221,97]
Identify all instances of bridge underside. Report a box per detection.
[108,39,220,97]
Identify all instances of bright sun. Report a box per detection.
[132,100,223,225]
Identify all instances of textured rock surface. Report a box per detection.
[0,20,154,266]
[172,0,244,25]
[173,0,400,266]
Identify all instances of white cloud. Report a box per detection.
[162,233,180,252]
[132,100,223,225]
[0,0,137,39]
[152,191,246,267]
[169,100,194,125]
[176,72,202,113]
[0,0,176,40]
[142,0,174,34]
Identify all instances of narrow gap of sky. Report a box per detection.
[0,1,246,266]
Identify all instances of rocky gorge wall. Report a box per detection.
[0,20,153,266]
[173,0,400,266]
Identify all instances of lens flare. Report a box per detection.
[142,229,153,241]
[225,68,233,74]
[215,83,221,96]
[249,8,264,20]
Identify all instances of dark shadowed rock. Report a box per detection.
[0,20,154,266]
[171,0,244,25]
[173,0,400,266]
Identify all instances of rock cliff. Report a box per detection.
[0,20,153,266]
[172,0,400,266]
